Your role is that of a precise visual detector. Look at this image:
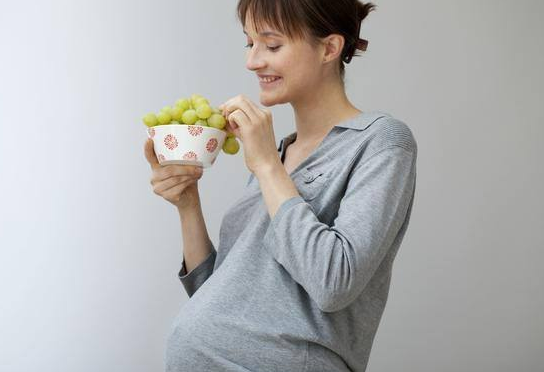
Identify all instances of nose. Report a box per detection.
[245,47,266,72]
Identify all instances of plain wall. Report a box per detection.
[0,0,542,371]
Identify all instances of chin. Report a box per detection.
[259,91,289,107]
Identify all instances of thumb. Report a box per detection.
[226,120,241,139]
[144,138,160,169]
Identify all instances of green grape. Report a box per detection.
[222,137,240,154]
[196,104,212,119]
[212,107,221,115]
[175,98,191,111]
[208,113,226,129]
[142,113,158,127]
[181,109,198,125]
[157,111,172,125]
[171,106,184,121]
[190,94,204,106]
[161,106,173,116]
[193,97,209,108]
[195,119,208,126]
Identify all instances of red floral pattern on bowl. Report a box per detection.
[164,134,179,150]
[182,151,198,161]
[206,138,218,153]
[188,126,204,136]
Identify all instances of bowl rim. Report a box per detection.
[147,124,227,135]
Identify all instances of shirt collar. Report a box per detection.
[277,110,391,151]
[336,110,391,130]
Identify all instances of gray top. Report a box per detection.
[165,110,418,372]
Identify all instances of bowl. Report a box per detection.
[146,124,227,168]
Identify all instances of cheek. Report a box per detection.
[277,51,295,75]
[286,61,319,89]
[283,49,320,80]
[280,53,308,79]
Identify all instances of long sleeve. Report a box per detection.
[178,246,217,297]
[262,145,417,313]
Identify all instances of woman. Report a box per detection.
[144,1,417,371]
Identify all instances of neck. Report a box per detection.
[289,77,362,148]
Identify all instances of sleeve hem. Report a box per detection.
[271,195,305,229]
[178,248,217,280]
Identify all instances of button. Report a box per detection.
[303,171,323,183]
[304,174,314,183]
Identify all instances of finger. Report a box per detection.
[225,121,240,137]
[144,139,160,169]
[162,179,197,200]
[219,101,232,119]
[154,174,200,194]
[237,96,263,122]
[155,172,201,193]
[219,97,242,118]
[222,97,260,124]
[153,164,202,183]
[223,117,242,139]
[227,109,251,132]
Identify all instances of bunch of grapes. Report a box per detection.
[142,93,240,155]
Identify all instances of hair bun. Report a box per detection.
[343,37,368,64]
[356,38,368,51]
[343,2,376,64]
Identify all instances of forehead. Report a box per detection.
[243,28,283,38]
[241,7,309,43]
[243,13,282,36]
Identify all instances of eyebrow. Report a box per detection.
[243,29,283,37]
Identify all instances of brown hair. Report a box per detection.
[236,0,377,81]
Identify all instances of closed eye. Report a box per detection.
[244,43,281,52]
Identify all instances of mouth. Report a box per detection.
[258,75,282,88]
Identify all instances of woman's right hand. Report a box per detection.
[144,138,203,210]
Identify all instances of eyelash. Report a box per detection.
[244,43,281,52]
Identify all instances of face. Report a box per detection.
[243,12,325,107]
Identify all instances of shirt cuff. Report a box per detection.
[178,249,217,297]
[271,195,306,228]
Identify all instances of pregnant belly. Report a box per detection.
[166,308,308,371]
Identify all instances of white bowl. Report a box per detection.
[146,124,227,168]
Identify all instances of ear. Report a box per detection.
[321,34,345,64]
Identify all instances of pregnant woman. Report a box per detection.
[144,1,417,371]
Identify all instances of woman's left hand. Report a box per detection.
[219,94,280,175]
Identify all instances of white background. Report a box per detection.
[1,0,542,371]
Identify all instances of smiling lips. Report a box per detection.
[258,75,282,88]
[257,73,281,82]
[259,76,281,83]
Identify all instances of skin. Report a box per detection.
[218,11,364,219]
[144,138,203,210]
